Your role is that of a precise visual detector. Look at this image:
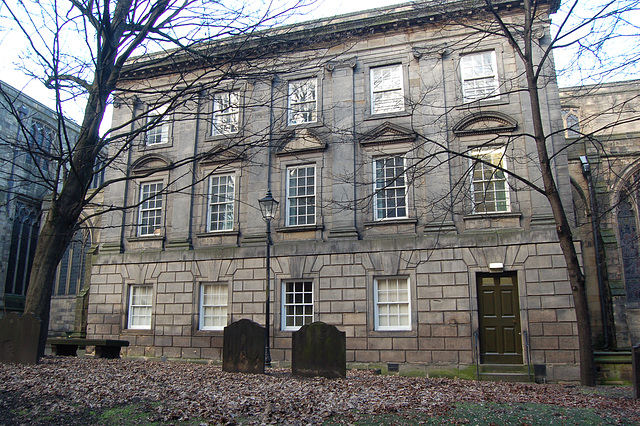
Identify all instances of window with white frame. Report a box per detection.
[471,147,510,213]
[128,285,152,329]
[288,78,317,125]
[286,165,315,226]
[138,181,163,236]
[461,51,500,103]
[374,156,407,220]
[282,280,313,330]
[199,283,228,330]
[207,174,235,232]
[212,91,240,135]
[374,277,411,331]
[145,111,169,145]
[370,64,404,114]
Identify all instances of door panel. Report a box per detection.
[477,273,523,364]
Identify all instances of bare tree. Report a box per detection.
[0,0,314,356]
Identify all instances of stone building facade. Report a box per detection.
[561,80,640,350]
[0,81,81,327]
[87,0,582,380]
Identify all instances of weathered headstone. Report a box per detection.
[0,312,41,365]
[223,319,265,374]
[633,344,640,399]
[292,322,346,378]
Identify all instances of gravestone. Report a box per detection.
[0,312,41,365]
[223,319,265,374]
[292,322,346,378]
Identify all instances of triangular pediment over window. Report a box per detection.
[360,122,416,146]
[199,144,245,166]
[131,154,171,175]
[453,112,517,136]
[276,128,327,157]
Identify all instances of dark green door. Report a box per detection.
[477,273,523,364]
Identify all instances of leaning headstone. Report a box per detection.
[223,319,265,374]
[633,344,640,399]
[292,322,346,378]
[0,312,41,365]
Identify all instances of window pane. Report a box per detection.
[374,156,407,220]
[208,174,235,231]
[371,64,404,114]
[471,148,510,214]
[282,281,313,330]
[287,166,315,226]
[288,79,317,125]
[200,283,228,330]
[375,278,410,331]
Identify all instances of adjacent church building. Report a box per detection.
[81,0,639,382]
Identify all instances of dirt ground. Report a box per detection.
[0,357,638,425]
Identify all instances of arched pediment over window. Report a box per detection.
[360,122,416,147]
[276,128,327,157]
[199,145,246,166]
[130,154,171,175]
[453,112,517,136]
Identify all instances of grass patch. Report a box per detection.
[326,401,633,425]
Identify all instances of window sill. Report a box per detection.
[457,97,509,109]
[276,224,324,233]
[285,120,323,130]
[122,328,153,335]
[204,132,241,142]
[463,211,521,219]
[195,231,239,238]
[127,235,164,243]
[463,211,522,229]
[364,110,410,121]
[364,218,417,227]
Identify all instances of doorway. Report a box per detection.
[477,272,523,364]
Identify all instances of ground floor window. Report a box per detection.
[282,280,313,330]
[374,277,411,331]
[199,283,228,330]
[128,285,153,329]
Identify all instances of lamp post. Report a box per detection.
[259,189,278,367]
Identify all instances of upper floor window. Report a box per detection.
[138,181,163,236]
[461,51,500,103]
[371,64,404,114]
[374,277,411,331]
[199,283,228,330]
[374,156,407,220]
[471,147,510,213]
[286,165,315,226]
[288,78,317,125]
[145,111,169,146]
[207,174,235,232]
[212,91,240,135]
[282,280,313,331]
[562,108,581,138]
[26,120,54,165]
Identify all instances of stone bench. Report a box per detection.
[47,338,129,359]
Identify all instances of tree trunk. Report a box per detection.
[520,0,596,385]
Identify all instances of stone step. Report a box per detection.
[478,364,532,373]
[478,372,534,383]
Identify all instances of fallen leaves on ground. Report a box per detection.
[0,357,638,424]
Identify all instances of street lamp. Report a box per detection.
[258,189,278,367]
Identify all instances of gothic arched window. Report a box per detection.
[617,172,640,303]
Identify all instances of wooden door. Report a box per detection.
[477,273,523,364]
